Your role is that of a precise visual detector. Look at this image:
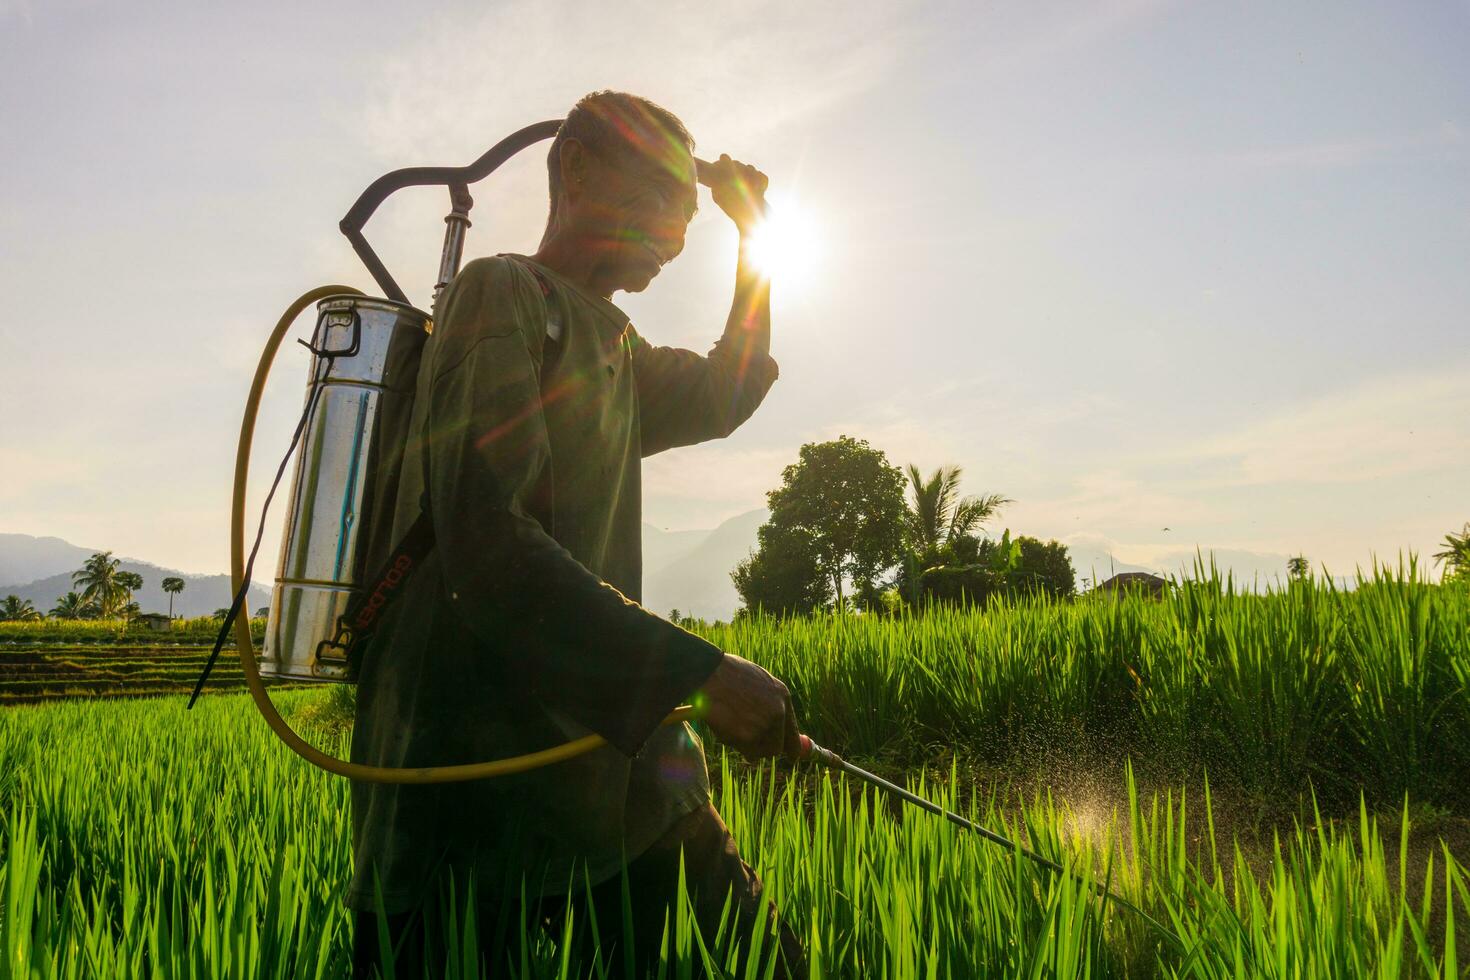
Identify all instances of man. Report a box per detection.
[348,91,806,979]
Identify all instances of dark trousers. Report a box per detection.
[352,803,807,979]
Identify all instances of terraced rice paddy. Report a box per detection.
[0,646,246,702]
[0,619,269,703]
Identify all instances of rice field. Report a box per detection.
[0,616,262,647]
[0,619,271,704]
[716,563,1470,813]
[1,565,1467,977]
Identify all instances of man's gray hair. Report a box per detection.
[546,90,695,209]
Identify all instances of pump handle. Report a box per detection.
[340,119,563,305]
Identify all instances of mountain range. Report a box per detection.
[0,519,763,623]
[0,533,270,618]
[7,523,1272,626]
[641,509,767,622]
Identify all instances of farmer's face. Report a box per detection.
[568,136,698,294]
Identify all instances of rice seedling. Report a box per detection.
[1,687,1466,977]
[1,562,1466,975]
[704,562,1470,812]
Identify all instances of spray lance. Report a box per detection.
[191,120,1184,950]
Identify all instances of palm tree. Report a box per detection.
[50,591,88,618]
[161,577,186,619]
[116,571,144,625]
[904,463,1011,559]
[1434,523,1470,582]
[1,595,43,621]
[73,552,123,618]
[1286,555,1310,581]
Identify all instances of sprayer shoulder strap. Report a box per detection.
[338,265,560,660]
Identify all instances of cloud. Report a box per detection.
[970,0,1174,76]
[359,0,909,167]
[1173,365,1470,489]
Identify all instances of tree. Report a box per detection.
[910,532,1075,607]
[116,571,144,624]
[752,436,909,610]
[904,463,1010,562]
[1,595,42,621]
[1286,555,1310,582]
[732,521,834,617]
[1434,523,1470,583]
[213,608,231,619]
[72,552,123,618]
[161,576,186,619]
[1008,536,1077,598]
[49,592,89,618]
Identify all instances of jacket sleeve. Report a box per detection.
[423,257,723,756]
[629,319,779,458]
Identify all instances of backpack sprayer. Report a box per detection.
[189,119,1183,950]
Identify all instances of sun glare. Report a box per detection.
[744,201,820,289]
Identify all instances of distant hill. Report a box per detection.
[642,509,767,622]
[1061,539,1159,591]
[642,524,713,576]
[0,533,270,617]
[0,533,100,587]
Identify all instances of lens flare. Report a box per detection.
[743,202,819,287]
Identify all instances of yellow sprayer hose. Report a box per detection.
[228,286,695,783]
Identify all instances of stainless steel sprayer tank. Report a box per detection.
[257,120,563,683]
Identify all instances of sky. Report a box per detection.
[1,0,1467,587]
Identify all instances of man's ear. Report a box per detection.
[559,138,589,197]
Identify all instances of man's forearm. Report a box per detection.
[724,235,772,355]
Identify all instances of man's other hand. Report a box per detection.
[696,154,769,236]
[697,653,800,762]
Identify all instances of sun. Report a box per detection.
[743,199,820,289]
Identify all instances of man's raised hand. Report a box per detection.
[696,652,801,762]
[696,154,769,236]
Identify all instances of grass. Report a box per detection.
[0,693,1465,977]
[0,562,1466,975]
[704,562,1470,814]
[0,616,265,646]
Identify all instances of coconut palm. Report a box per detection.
[1434,523,1470,582]
[49,591,89,618]
[161,576,186,619]
[904,463,1011,559]
[73,552,123,618]
[1,595,43,621]
[1286,555,1310,581]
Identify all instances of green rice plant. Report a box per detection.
[1336,558,1470,804]
[703,560,1470,811]
[2,564,1469,975]
[0,617,264,646]
[3,692,1467,977]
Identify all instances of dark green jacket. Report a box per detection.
[347,254,778,912]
